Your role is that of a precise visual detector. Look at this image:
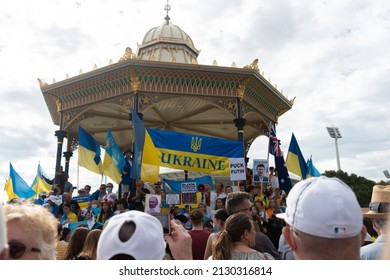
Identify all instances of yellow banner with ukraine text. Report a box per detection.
[155,148,230,175]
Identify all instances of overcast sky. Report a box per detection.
[1,0,390,200]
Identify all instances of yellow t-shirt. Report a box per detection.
[67,211,78,223]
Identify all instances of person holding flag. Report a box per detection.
[121,148,133,202]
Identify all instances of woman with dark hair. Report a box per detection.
[210,198,224,217]
[97,201,114,223]
[210,213,274,260]
[203,208,228,259]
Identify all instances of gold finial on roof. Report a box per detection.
[37,78,48,88]
[119,47,135,62]
[243,58,259,72]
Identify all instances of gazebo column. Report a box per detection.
[63,150,73,177]
[54,130,67,186]
[234,80,248,149]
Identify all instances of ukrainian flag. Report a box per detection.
[286,133,307,180]
[78,126,103,175]
[148,128,243,174]
[131,110,159,183]
[306,156,321,178]
[5,163,36,201]
[30,164,52,195]
[131,110,245,182]
[102,129,125,184]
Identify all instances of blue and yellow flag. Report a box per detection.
[30,164,52,195]
[131,110,160,182]
[306,156,321,178]
[286,133,307,180]
[131,110,244,182]
[103,129,125,184]
[5,163,36,201]
[78,126,103,175]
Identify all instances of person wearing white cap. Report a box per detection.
[0,204,9,259]
[277,176,366,260]
[360,185,390,260]
[97,210,193,260]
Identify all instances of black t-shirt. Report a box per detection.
[58,199,80,216]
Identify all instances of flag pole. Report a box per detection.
[77,163,80,191]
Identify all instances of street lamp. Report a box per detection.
[326,126,342,171]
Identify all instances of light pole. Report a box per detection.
[326,126,342,171]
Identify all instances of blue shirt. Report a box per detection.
[121,158,132,185]
[360,234,386,260]
[50,203,59,216]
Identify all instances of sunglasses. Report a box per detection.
[8,241,41,259]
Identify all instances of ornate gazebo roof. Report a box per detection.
[38,6,293,156]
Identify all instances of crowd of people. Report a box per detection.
[1,163,390,261]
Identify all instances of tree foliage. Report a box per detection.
[322,170,379,207]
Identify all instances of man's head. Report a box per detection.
[62,192,71,202]
[215,181,224,193]
[106,183,114,193]
[154,183,162,194]
[189,209,204,227]
[149,196,158,209]
[225,186,233,194]
[99,184,106,193]
[96,211,166,260]
[362,185,390,234]
[124,149,132,160]
[256,164,265,176]
[84,185,91,194]
[225,192,252,216]
[47,195,57,205]
[279,176,365,259]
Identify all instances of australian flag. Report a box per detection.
[269,123,293,194]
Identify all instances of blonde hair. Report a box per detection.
[4,203,58,260]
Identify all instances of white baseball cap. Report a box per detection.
[47,195,57,202]
[0,204,7,252]
[97,210,166,260]
[278,176,363,238]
